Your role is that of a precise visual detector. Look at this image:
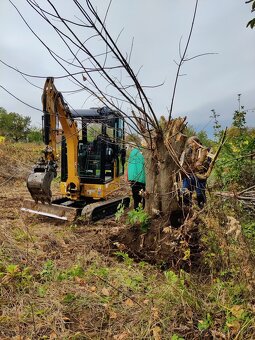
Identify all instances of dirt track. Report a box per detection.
[0,178,121,266]
[0,140,131,272]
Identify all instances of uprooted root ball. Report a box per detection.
[110,210,203,270]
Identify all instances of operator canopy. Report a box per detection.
[71,107,121,119]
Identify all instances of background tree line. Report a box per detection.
[0,107,42,143]
[212,107,255,190]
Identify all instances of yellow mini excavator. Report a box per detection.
[22,77,130,221]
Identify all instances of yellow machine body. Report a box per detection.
[60,178,121,199]
[23,77,129,221]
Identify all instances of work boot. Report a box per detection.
[182,192,192,207]
[197,196,205,209]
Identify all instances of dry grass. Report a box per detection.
[0,143,255,339]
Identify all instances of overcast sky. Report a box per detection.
[0,0,254,135]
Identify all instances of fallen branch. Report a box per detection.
[215,189,255,203]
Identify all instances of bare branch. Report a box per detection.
[168,0,199,120]
[184,52,218,62]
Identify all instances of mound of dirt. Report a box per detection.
[110,210,202,270]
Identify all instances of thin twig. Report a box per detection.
[168,0,199,120]
[94,274,143,308]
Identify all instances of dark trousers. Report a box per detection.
[130,181,145,210]
[181,175,207,208]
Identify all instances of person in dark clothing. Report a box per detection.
[130,181,146,210]
[182,175,207,208]
[180,136,212,208]
[127,146,146,210]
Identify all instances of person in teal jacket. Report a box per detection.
[127,146,146,209]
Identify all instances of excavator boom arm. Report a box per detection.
[42,77,80,195]
[27,78,80,203]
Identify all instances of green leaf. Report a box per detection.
[6,264,19,275]
[164,270,179,284]
[198,313,212,331]
[171,335,185,340]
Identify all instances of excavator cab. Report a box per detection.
[69,107,125,186]
[22,77,129,221]
[59,107,126,200]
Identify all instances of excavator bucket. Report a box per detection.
[26,159,57,204]
[21,158,74,220]
[27,171,54,204]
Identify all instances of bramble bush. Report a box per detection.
[212,108,255,190]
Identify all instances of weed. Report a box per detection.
[35,309,47,316]
[40,260,55,281]
[111,266,145,293]
[164,270,179,284]
[242,222,255,238]
[0,264,33,288]
[63,293,77,304]
[198,313,212,331]
[223,305,252,334]
[37,285,48,298]
[242,221,255,254]
[114,251,134,267]
[126,206,150,232]
[99,295,111,304]
[200,222,226,273]
[229,282,249,305]
[115,202,125,221]
[57,264,84,281]
[138,261,148,269]
[171,335,185,340]
[88,264,109,278]
[69,223,79,230]
[6,264,20,276]
[13,228,30,242]
[125,274,144,290]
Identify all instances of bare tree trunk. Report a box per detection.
[144,118,186,220]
